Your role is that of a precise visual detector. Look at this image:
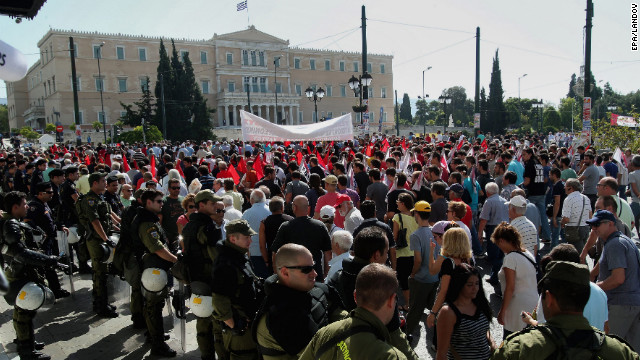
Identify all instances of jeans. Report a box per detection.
[550,216,565,249]
[470,210,483,255]
[619,185,628,201]
[484,225,503,280]
[630,201,640,233]
[529,195,551,241]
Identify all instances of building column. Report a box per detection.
[218,106,224,127]
[228,105,233,127]
[237,106,242,127]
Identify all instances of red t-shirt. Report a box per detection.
[315,192,345,228]
[451,196,473,227]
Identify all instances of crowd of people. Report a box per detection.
[1,131,640,359]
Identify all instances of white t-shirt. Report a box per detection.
[498,250,539,332]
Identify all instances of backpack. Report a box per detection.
[539,324,606,360]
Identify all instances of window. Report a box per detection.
[368,87,373,98]
[73,45,78,58]
[71,76,82,91]
[98,111,106,124]
[259,78,266,93]
[380,64,385,74]
[138,48,147,61]
[339,61,345,71]
[93,45,102,59]
[45,49,49,62]
[275,83,281,94]
[327,112,333,119]
[242,50,249,65]
[383,112,387,122]
[43,83,47,96]
[326,85,332,97]
[353,61,359,72]
[310,59,316,70]
[120,111,127,119]
[370,112,375,122]
[116,46,125,60]
[227,53,233,65]
[294,58,300,69]
[95,77,104,92]
[118,78,127,92]
[252,77,258,93]
[381,87,387,98]
[243,77,250,92]
[250,51,257,66]
[228,81,235,92]
[75,111,84,124]
[200,51,208,64]
[295,84,302,96]
[180,50,188,62]
[356,113,361,122]
[325,60,331,71]
[201,80,210,94]
[298,111,303,124]
[52,76,56,92]
[367,62,372,73]
[140,77,149,92]
[312,112,317,122]
[340,85,346,97]
[259,51,265,67]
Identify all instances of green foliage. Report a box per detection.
[557,97,579,131]
[120,76,154,127]
[0,105,8,134]
[542,106,561,130]
[19,126,39,140]
[120,125,163,144]
[485,49,506,134]
[592,108,640,151]
[45,123,56,133]
[441,86,475,127]
[414,98,428,126]
[69,124,76,131]
[92,121,103,132]
[399,93,412,121]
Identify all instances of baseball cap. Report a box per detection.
[323,175,338,185]
[320,205,336,219]
[446,183,464,193]
[538,260,590,289]
[431,221,450,235]
[585,210,616,226]
[506,195,527,208]
[333,194,352,208]
[194,189,222,204]
[411,201,431,213]
[225,219,257,236]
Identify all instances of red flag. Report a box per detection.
[480,139,488,152]
[296,151,303,165]
[323,150,330,168]
[299,141,304,147]
[284,141,291,147]
[122,154,131,172]
[365,144,373,157]
[132,160,139,170]
[440,153,449,179]
[237,157,247,174]
[381,138,390,152]
[228,163,241,184]
[175,159,185,178]
[98,156,104,164]
[316,151,327,171]
[401,138,407,150]
[150,154,157,178]
[105,154,112,167]
[254,154,264,179]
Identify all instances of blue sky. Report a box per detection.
[1,0,638,106]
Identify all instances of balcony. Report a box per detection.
[23,106,45,126]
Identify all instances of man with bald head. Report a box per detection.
[271,195,332,281]
[256,244,346,358]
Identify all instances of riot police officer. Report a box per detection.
[58,166,91,273]
[29,159,46,198]
[24,182,70,299]
[212,219,262,360]
[76,172,118,318]
[183,190,225,360]
[134,189,178,357]
[104,175,124,217]
[1,191,61,360]
[47,168,65,221]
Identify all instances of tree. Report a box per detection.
[399,93,412,122]
[414,98,428,128]
[92,121,103,132]
[45,123,56,133]
[558,97,578,131]
[567,73,577,98]
[0,105,8,134]
[486,49,506,134]
[120,125,163,144]
[121,76,154,127]
[19,126,39,140]
[441,86,474,127]
[479,87,488,130]
[542,106,561,131]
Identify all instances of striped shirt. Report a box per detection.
[447,303,492,360]
[511,216,538,254]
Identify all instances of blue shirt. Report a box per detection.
[598,231,640,305]
[463,177,480,211]
[479,194,509,225]
[508,160,524,185]
[241,202,271,257]
[603,162,618,178]
[409,226,440,284]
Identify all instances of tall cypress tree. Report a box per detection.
[154,40,172,131]
[480,87,488,131]
[487,49,506,134]
[399,93,412,121]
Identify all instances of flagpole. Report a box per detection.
[246,0,250,27]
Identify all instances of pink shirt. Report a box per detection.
[315,192,345,228]
[177,214,189,228]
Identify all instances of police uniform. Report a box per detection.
[135,206,177,357]
[182,190,225,360]
[29,168,44,198]
[58,175,91,273]
[104,189,124,217]
[211,220,261,360]
[491,261,640,360]
[299,307,409,360]
[255,274,347,359]
[76,174,116,317]
[1,212,58,360]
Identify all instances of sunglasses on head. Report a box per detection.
[284,264,315,274]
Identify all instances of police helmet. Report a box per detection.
[141,268,168,293]
[189,281,213,318]
[15,282,55,311]
[98,242,115,263]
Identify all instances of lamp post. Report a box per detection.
[422,66,432,99]
[97,42,107,144]
[438,95,452,134]
[274,55,282,124]
[532,100,544,133]
[305,86,325,123]
[518,73,528,99]
[518,73,528,128]
[417,96,429,138]
[347,72,373,124]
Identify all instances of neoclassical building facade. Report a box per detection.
[6,26,394,133]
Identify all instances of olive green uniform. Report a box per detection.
[77,190,113,312]
[182,212,225,360]
[211,239,260,360]
[299,307,409,360]
[491,314,639,360]
[137,208,172,346]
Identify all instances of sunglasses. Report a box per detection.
[215,209,225,214]
[44,190,54,194]
[284,264,315,274]
[154,199,163,204]
[170,187,180,190]
[187,205,196,209]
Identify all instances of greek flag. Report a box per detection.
[237,0,247,11]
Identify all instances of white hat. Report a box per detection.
[320,205,336,219]
[506,195,527,208]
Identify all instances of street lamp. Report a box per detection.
[305,86,325,123]
[422,66,432,99]
[532,100,544,133]
[417,95,429,138]
[438,95,452,134]
[518,73,528,99]
[96,41,107,144]
[274,55,283,124]
[347,72,373,124]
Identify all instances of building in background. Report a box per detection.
[6,26,394,134]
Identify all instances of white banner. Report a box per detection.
[611,114,639,127]
[240,110,353,142]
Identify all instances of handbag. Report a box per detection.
[396,214,409,249]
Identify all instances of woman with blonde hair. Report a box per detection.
[491,221,538,338]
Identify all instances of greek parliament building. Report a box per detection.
[5,26,394,134]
